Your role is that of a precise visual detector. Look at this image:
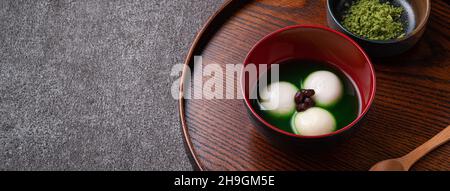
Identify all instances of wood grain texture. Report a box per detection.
[180,0,450,171]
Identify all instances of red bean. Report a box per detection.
[295,92,304,104]
[304,89,315,97]
[296,103,308,112]
[294,89,316,112]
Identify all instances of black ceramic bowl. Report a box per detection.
[327,0,430,57]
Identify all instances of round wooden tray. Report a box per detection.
[179,0,450,171]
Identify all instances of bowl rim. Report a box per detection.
[326,0,431,44]
[241,25,376,139]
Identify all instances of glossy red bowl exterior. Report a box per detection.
[241,25,376,146]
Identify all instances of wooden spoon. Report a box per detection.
[370,125,450,171]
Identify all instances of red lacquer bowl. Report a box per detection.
[241,25,376,146]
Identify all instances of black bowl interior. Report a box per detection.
[329,0,417,39]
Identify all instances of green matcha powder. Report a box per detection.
[342,0,405,41]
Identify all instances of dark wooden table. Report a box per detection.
[180,0,450,171]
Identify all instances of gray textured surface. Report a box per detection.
[0,0,224,170]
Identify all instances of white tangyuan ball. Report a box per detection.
[292,107,336,136]
[303,71,343,107]
[260,82,298,117]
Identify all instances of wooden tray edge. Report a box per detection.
[178,0,243,171]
